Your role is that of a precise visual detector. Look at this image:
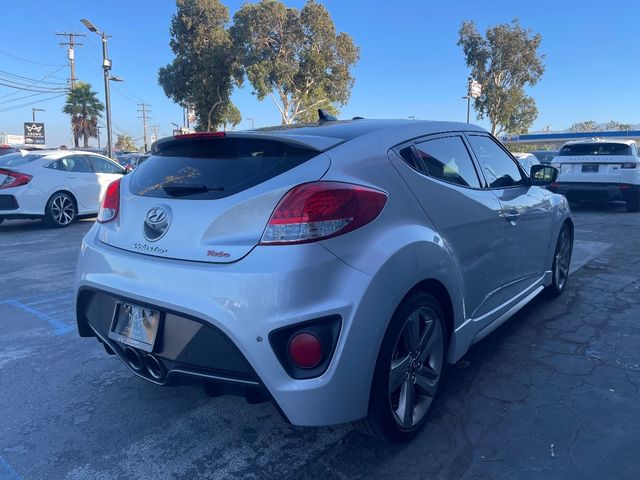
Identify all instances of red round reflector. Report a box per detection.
[288,332,323,369]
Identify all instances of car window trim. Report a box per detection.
[61,155,93,173]
[85,154,125,174]
[392,132,486,191]
[463,133,531,190]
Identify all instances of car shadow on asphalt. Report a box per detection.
[568,200,629,213]
[286,289,582,479]
[0,218,95,232]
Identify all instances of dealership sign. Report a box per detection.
[24,122,45,145]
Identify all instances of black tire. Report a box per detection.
[355,291,447,442]
[626,194,640,213]
[546,223,573,298]
[43,192,77,228]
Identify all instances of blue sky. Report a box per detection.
[1,0,638,148]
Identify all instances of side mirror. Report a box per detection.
[530,164,558,186]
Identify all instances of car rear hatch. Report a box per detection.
[97,132,337,263]
[554,142,637,183]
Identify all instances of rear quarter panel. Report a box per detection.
[318,133,465,363]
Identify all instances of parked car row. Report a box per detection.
[0,150,125,226]
[115,152,150,171]
[4,121,635,443]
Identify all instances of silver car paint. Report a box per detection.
[76,121,572,426]
[98,153,332,264]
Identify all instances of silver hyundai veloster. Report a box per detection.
[76,118,572,442]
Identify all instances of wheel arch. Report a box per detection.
[402,278,455,347]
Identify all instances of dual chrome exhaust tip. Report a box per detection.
[123,346,165,381]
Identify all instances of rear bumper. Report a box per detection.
[0,186,46,217]
[0,194,41,219]
[548,182,639,201]
[75,224,395,426]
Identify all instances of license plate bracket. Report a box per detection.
[582,164,599,173]
[108,302,161,352]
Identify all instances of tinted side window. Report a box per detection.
[414,136,481,188]
[397,146,424,173]
[467,135,525,188]
[60,156,92,173]
[88,156,123,174]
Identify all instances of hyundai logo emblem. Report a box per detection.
[144,206,171,242]
[146,207,167,224]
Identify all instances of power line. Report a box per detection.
[0,80,68,93]
[0,90,63,108]
[0,93,66,113]
[0,66,68,100]
[0,49,66,68]
[0,70,67,86]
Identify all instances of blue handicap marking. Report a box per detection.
[1,299,73,336]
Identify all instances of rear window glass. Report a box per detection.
[0,153,45,167]
[559,143,631,156]
[130,138,318,199]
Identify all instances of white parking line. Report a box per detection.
[570,240,610,274]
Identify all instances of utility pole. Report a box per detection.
[97,125,102,149]
[55,32,85,88]
[32,108,44,122]
[137,103,151,152]
[150,124,160,144]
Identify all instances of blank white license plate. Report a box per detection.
[108,302,161,352]
[582,164,599,173]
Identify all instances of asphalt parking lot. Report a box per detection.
[1,203,639,480]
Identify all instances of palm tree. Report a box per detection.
[63,82,104,148]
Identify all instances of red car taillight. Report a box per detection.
[260,181,388,245]
[97,178,121,223]
[0,169,32,189]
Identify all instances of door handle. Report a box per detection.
[504,210,520,223]
[64,175,77,179]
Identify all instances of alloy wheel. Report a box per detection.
[51,195,75,226]
[389,306,444,429]
[555,227,571,290]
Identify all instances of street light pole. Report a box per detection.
[81,18,114,159]
[466,76,472,124]
[245,117,255,129]
[464,76,482,124]
[100,33,114,159]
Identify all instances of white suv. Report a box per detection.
[549,139,640,212]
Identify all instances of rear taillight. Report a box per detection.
[0,169,32,189]
[621,163,637,169]
[260,181,388,245]
[97,178,121,223]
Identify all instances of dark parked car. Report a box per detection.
[0,145,17,156]
[531,150,559,165]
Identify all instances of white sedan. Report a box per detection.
[0,150,125,227]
